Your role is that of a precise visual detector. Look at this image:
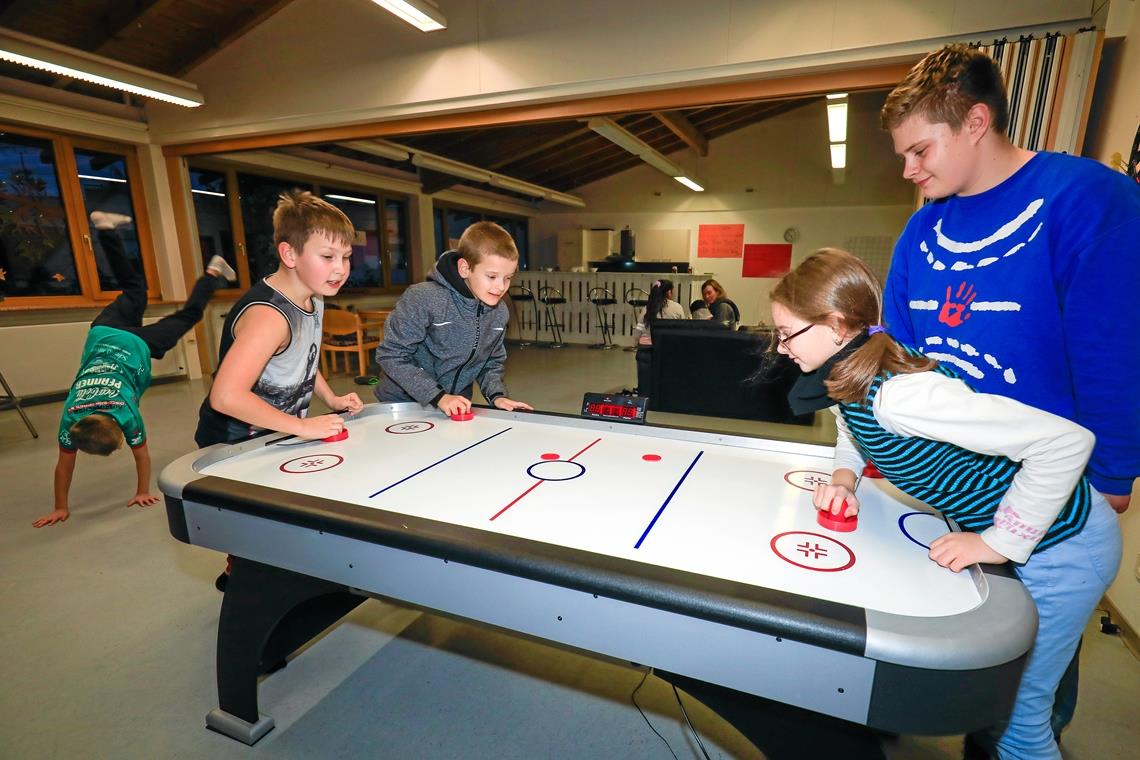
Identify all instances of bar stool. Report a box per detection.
[624,287,650,352]
[0,368,38,438]
[586,286,618,350]
[507,284,539,348]
[537,285,567,348]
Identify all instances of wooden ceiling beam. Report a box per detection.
[486,126,591,170]
[653,110,708,156]
[172,0,295,77]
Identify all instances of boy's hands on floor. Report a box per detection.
[32,509,70,528]
[128,492,161,508]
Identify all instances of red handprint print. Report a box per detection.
[938,282,976,327]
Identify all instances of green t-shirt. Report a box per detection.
[57,326,152,451]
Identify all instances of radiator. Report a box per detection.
[0,319,187,399]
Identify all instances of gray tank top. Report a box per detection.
[195,277,324,445]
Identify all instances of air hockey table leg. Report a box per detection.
[207,556,365,745]
[655,670,887,760]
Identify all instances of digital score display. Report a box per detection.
[580,393,647,424]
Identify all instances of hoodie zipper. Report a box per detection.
[450,302,483,394]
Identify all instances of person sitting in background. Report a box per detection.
[689,299,713,320]
[701,278,740,327]
[634,279,685,395]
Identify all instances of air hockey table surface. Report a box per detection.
[160,402,1037,745]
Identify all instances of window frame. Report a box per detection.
[184,160,411,295]
[0,123,160,310]
[432,201,530,270]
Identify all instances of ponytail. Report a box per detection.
[644,279,674,331]
[826,331,935,404]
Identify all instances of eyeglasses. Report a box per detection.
[777,323,815,347]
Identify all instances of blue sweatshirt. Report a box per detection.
[883,151,1140,496]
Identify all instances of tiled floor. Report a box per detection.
[2,345,1137,759]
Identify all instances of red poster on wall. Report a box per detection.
[697,224,745,258]
[741,243,793,277]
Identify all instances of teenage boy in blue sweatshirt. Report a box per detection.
[880,44,1140,756]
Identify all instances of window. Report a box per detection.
[74,148,145,295]
[184,165,410,294]
[433,203,530,270]
[189,167,237,285]
[237,172,313,282]
[0,125,158,308]
[0,132,79,298]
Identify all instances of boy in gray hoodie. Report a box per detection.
[375,221,532,416]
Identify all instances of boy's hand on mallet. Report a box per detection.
[437,394,471,416]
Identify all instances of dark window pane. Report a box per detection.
[445,208,478,255]
[189,167,235,276]
[237,173,312,282]
[0,133,79,297]
[74,148,142,291]
[385,199,409,285]
[488,214,529,271]
[323,188,380,288]
[433,207,445,260]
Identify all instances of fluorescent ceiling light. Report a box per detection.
[0,28,204,107]
[339,140,411,162]
[673,176,705,192]
[826,92,848,100]
[191,189,226,197]
[489,174,548,197]
[544,190,587,208]
[588,117,705,191]
[77,174,127,183]
[830,143,847,169]
[411,153,491,184]
[371,0,446,32]
[325,193,377,205]
[410,148,584,207]
[827,101,848,143]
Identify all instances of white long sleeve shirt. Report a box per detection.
[832,371,1094,563]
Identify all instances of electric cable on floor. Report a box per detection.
[671,683,712,760]
[630,669,680,760]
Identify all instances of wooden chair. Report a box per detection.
[320,309,383,376]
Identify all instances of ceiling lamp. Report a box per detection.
[587,117,705,191]
[826,92,848,170]
[0,28,203,107]
[408,149,585,207]
[371,0,447,32]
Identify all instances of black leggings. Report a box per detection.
[91,230,224,359]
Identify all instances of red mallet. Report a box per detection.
[323,428,349,442]
[450,411,474,421]
[863,461,883,478]
[817,499,858,532]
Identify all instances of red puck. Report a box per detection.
[450,411,474,421]
[322,428,349,442]
[863,461,883,478]
[817,499,858,532]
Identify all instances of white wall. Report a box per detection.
[1083,0,1140,639]
[531,90,914,324]
[146,0,1095,143]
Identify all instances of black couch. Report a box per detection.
[644,321,812,424]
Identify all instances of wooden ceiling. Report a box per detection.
[0,0,292,102]
[1,1,819,195]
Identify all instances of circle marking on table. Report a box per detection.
[385,421,435,434]
[526,460,586,482]
[898,511,950,550]
[770,531,856,572]
[784,470,832,492]
[280,454,344,474]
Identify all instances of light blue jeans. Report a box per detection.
[992,492,1122,759]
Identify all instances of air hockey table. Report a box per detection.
[159,403,1037,746]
